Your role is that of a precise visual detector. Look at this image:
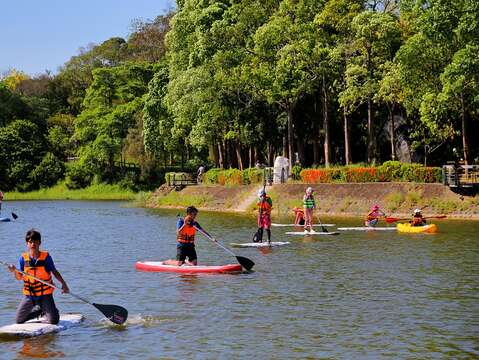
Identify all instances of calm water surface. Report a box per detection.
[0,201,478,359]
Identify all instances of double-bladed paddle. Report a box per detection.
[385,215,447,223]
[194,226,255,271]
[0,260,128,325]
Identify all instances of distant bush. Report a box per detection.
[204,168,264,185]
[65,162,93,189]
[299,162,441,184]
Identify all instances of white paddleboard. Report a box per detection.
[271,223,335,227]
[337,227,396,231]
[0,313,84,338]
[285,231,340,236]
[230,241,290,248]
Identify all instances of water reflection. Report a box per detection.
[18,336,64,358]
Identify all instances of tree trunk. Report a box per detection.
[313,138,319,165]
[461,91,469,165]
[343,106,352,165]
[297,138,305,166]
[322,75,331,168]
[248,146,253,168]
[287,106,294,174]
[390,104,396,161]
[236,143,244,170]
[282,135,287,157]
[267,141,274,167]
[217,142,224,169]
[367,96,375,164]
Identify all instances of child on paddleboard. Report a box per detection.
[173,206,211,266]
[303,187,316,232]
[255,189,272,243]
[364,204,386,227]
[410,209,426,226]
[7,229,69,325]
[293,207,305,226]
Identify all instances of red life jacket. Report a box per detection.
[22,251,54,296]
[257,196,272,215]
[177,222,196,244]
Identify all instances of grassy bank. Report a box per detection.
[5,183,137,201]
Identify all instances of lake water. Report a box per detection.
[0,201,478,359]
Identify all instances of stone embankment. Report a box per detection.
[148,182,479,219]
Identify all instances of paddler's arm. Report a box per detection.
[7,263,23,280]
[52,270,70,293]
[193,222,217,242]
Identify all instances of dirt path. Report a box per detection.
[235,185,271,212]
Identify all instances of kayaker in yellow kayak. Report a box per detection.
[364,204,386,227]
[410,209,427,226]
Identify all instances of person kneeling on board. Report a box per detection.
[364,204,386,227]
[410,209,426,226]
[173,206,214,266]
[7,229,69,325]
[255,189,272,243]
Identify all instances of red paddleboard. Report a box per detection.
[135,261,242,274]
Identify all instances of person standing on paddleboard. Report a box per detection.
[364,204,386,227]
[7,229,69,325]
[175,206,209,266]
[256,189,272,243]
[303,187,316,232]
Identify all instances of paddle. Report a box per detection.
[0,260,128,325]
[316,214,328,233]
[194,226,255,271]
[11,212,18,220]
[385,215,447,223]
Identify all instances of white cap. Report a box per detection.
[414,209,421,214]
[258,189,266,197]
[306,187,314,194]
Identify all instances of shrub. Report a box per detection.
[242,168,263,184]
[31,153,65,188]
[344,167,378,182]
[291,165,302,180]
[300,169,341,183]
[65,162,93,189]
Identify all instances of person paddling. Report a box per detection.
[303,187,316,232]
[256,189,272,243]
[7,229,69,325]
[171,206,213,266]
[410,209,426,226]
[364,204,386,227]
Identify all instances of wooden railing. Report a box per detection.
[442,164,479,188]
[166,173,197,187]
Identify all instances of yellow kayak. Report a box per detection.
[397,223,437,233]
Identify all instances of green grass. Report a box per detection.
[6,182,137,201]
[385,191,405,212]
[154,191,213,208]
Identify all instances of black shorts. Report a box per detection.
[176,243,197,262]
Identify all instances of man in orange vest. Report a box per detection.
[175,206,207,265]
[7,229,69,324]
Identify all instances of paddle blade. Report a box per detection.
[236,256,255,271]
[11,212,18,220]
[385,217,400,223]
[92,303,128,325]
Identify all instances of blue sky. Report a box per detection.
[0,0,175,76]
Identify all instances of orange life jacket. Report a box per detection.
[257,196,272,215]
[22,251,54,296]
[177,222,196,244]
